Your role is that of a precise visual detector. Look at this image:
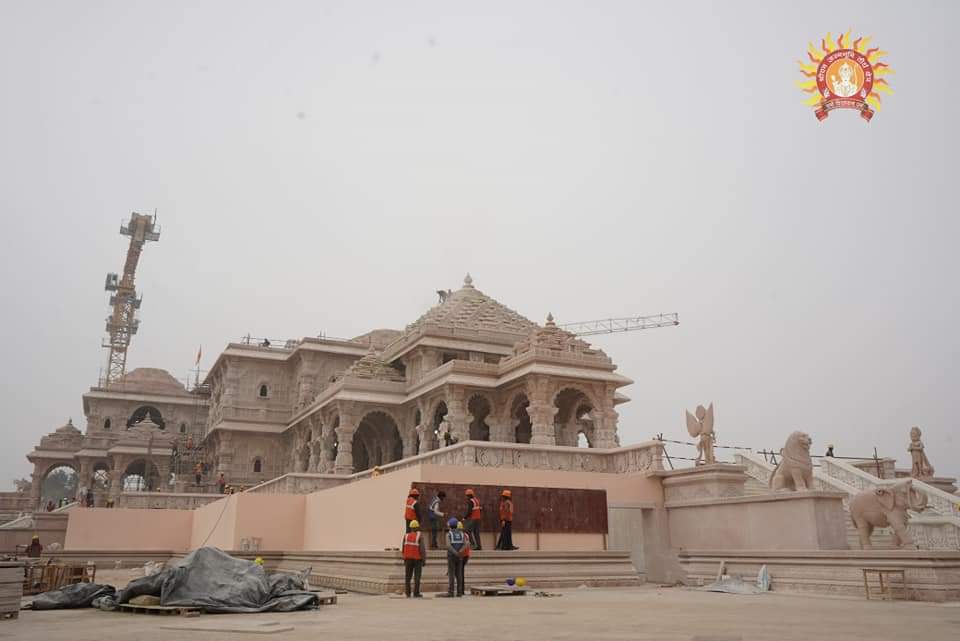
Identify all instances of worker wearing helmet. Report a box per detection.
[404,488,422,532]
[26,534,43,558]
[401,519,426,597]
[462,488,483,550]
[428,490,446,549]
[445,518,470,597]
[496,489,518,550]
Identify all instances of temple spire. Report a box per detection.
[546,312,556,327]
[463,272,474,288]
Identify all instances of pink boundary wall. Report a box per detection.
[63,464,663,553]
[65,508,193,550]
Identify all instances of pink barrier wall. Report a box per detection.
[304,467,420,551]
[234,494,305,550]
[190,495,237,550]
[65,508,193,551]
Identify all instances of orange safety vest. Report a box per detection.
[402,532,422,560]
[468,497,482,520]
[404,497,418,521]
[499,499,513,522]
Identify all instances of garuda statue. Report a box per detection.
[685,403,716,465]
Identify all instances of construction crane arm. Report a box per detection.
[559,313,679,337]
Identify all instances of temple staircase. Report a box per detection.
[735,452,960,551]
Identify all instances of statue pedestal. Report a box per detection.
[654,464,748,503]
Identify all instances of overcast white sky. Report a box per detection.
[1,1,957,487]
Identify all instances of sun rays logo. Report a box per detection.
[797,31,893,122]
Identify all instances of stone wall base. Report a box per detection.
[678,549,960,602]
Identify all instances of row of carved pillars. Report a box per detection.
[288,379,620,476]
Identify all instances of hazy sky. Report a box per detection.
[1,1,957,487]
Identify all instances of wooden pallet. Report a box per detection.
[0,562,23,620]
[469,585,528,597]
[118,603,203,616]
[312,591,337,605]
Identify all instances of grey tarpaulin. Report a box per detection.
[29,583,117,610]
[99,547,319,613]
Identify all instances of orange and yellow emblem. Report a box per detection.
[797,31,893,121]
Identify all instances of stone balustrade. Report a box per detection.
[246,474,346,495]
[735,451,960,551]
[820,457,960,519]
[116,492,224,510]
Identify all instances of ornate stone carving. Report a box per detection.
[685,403,715,465]
[769,431,813,491]
[908,426,935,479]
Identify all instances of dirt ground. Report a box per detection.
[7,575,960,641]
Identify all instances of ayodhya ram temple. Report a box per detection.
[5,272,960,601]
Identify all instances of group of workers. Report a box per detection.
[401,487,517,597]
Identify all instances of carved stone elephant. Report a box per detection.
[849,478,928,549]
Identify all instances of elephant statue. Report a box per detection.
[849,478,928,549]
[768,431,814,491]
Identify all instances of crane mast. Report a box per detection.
[101,212,160,387]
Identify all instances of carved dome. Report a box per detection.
[55,418,80,434]
[113,368,189,396]
[402,274,537,337]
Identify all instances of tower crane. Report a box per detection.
[101,212,160,387]
[560,313,679,337]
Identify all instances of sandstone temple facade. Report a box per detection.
[24,275,632,505]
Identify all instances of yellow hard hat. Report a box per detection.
[456,521,464,530]
[409,519,420,529]
[254,557,264,566]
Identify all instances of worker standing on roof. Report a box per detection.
[463,488,482,550]
[404,488,422,532]
[428,490,446,548]
[401,520,426,598]
[496,489,518,550]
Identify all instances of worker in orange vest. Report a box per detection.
[462,488,482,550]
[496,489,518,550]
[401,519,426,597]
[404,488,422,532]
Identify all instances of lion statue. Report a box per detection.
[768,431,814,491]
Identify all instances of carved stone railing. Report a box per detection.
[116,492,224,510]
[245,474,346,496]
[735,452,863,510]
[820,458,960,519]
[737,452,960,550]
[349,440,665,481]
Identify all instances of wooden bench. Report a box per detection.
[862,568,907,601]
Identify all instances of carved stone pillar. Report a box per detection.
[527,376,557,446]
[446,388,469,443]
[109,468,124,501]
[78,460,93,491]
[320,423,336,473]
[216,432,234,476]
[414,423,431,453]
[487,416,509,443]
[297,373,315,409]
[308,441,322,472]
[401,426,419,459]
[591,407,618,449]
[29,465,42,509]
[334,403,358,474]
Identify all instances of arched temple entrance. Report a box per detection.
[122,459,161,492]
[468,394,492,441]
[352,411,402,472]
[554,387,596,447]
[41,464,78,505]
[511,394,532,444]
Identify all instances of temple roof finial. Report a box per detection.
[546,312,555,327]
[463,272,474,288]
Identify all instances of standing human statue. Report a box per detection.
[908,426,935,479]
[685,403,716,465]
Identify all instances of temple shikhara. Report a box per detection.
[4,216,959,604]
